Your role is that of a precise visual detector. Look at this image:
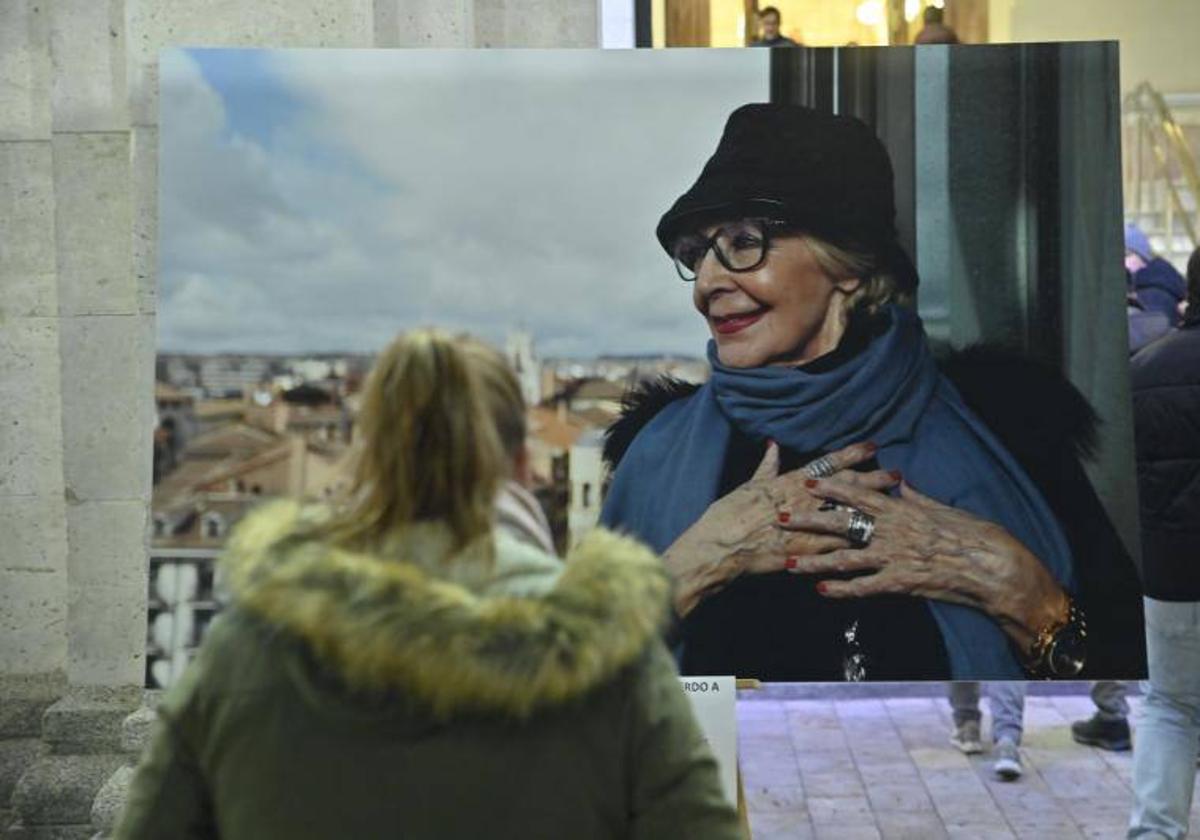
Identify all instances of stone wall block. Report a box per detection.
[374,0,472,47]
[0,273,59,327]
[0,675,66,739]
[136,315,156,489]
[65,579,148,690]
[9,754,126,828]
[3,824,95,839]
[89,765,134,837]
[472,0,505,47]
[130,127,156,315]
[41,689,141,755]
[474,0,598,47]
[372,0,399,45]
[125,0,375,126]
[58,314,154,501]
[0,496,70,575]
[58,500,147,683]
[52,134,136,317]
[50,0,129,132]
[64,501,147,590]
[0,570,69,678]
[127,57,157,130]
[0,142,57,287]
[0,1,52,140]
[118,700,159,754]
[0,739,46,808]
[0,318,66,499]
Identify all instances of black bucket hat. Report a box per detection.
[656,103,918,293]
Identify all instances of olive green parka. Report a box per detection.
[114,500,741,840]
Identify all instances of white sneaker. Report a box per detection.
[993,738,1023,781]
[950,720,984,754]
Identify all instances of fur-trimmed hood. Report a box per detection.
[219,500,670,721]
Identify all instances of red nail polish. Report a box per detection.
[785,557,798,570]
[889,470,903,481]
[777,511,791,524]
[804,479,818,488]
[816,582,829,594]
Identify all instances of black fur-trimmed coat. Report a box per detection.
[603,345,1147,679]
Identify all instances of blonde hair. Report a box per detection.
[799,233,912,319]
[318,329,525,558]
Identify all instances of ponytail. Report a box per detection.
[319,329,524,558]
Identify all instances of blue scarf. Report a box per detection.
[601,305,1075,679]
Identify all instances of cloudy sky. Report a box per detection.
[159,48,769,357]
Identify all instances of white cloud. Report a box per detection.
[159,48,769,356]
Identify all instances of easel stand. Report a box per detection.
[734,678,761,839]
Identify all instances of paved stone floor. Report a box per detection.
[737,690,1200,839]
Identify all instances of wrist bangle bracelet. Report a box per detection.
[1023,595,1087,678]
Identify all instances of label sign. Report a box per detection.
[679,676,737,806]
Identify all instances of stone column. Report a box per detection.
[4,1,151,835]
[0,0,71,832]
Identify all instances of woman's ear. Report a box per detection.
[834,275,863,295]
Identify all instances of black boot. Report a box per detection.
[1071,714,1132,751]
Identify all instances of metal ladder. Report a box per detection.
[1123,82,1200,272]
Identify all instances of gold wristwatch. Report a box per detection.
[1024,594,1087,678]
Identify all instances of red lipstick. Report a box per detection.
[712,309,765,334]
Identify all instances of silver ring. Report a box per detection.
[846,509,876,547]
[805,456,837,479]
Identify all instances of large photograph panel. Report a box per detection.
[153,45,1144,686]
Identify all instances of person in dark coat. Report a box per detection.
[600,104,1102,682]
[115,331,741,840]
[913,6,960,45]
[1128,284,1172,354]
[749,6,798,47]
[1128,246,1200,839]
[1126,222,1187,325]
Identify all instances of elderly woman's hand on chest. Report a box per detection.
[661,440,898,617]
[775,475,1072,662]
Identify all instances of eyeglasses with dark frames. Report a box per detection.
[670,218,792,282]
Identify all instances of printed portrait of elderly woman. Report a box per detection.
[601,104,1145,682]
